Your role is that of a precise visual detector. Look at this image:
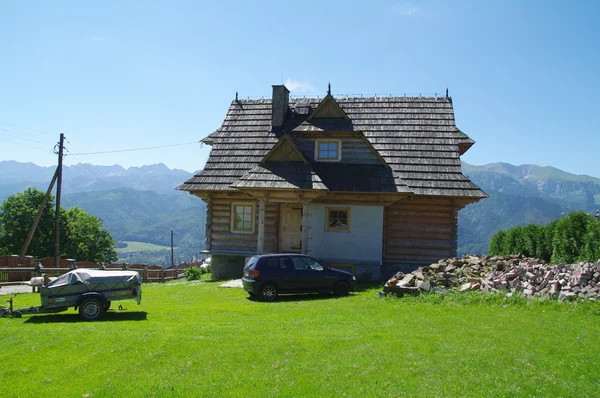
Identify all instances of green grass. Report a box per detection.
[1,283,600,397]
[116,241,172,253]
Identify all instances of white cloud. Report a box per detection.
[284,78,317,95]
[391,3,425,16]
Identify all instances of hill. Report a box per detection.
[0,160,195,200]
[0,162,206,265]
[2,160,599,264]
[459,162,600,255]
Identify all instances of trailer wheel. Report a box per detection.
[12,311,22,318]
[79,298,105,321]
[104,301,111,311]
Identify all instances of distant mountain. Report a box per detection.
[2,160,599,264]
[459,162,600,255]
[0,161,205,265]
[0,161,195,201]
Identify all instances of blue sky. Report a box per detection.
[1,1,598,177]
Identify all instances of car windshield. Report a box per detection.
[291,257,324,271]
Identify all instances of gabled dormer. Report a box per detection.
[261,134,308,163]
[307,88,350,121]
[290,87,387,167]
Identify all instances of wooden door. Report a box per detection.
[280,204,302,252]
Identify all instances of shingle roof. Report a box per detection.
[231,162,410,193]
[178,96,487,198]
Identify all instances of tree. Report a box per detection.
[489,230,506,256]
[0,188,117,263]
[0,188,56,256]
[551,211,589,264]
[63,207,118,263]
[489,211,599,264]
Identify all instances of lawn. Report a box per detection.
[116,241,172,253]
[1,281,599,397]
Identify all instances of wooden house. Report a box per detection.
[178,85,487,280]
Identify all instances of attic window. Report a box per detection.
[231,202,255,233]
[326,207,350,232]
[315,139,341,162]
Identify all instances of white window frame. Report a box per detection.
[315,139,342,162]
[230,202,256,234]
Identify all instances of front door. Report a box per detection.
[280,204,302,252]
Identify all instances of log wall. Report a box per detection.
[207,193,279,254]
[383,196,458,269]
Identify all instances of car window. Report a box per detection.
[291,256,324,271]
[245,256,259,270]
[265,257,293,271]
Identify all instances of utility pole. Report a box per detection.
[171,230,174,268]
[54,133,64,268]
[20,169,59,257]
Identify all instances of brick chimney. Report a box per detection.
[271,85,290,128]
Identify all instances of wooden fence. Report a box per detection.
[0,255,204,287]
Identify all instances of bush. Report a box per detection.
[184,266,202,281]
[489,211,600,263]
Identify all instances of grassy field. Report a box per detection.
[116,241,172,253]
[1,282,599,397]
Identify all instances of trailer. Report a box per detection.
[0,269,142,321]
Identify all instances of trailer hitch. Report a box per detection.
[0,295,18,318]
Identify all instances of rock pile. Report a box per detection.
[384,254,600,301]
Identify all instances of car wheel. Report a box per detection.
[104,301,111,311]
[333,281,349,297]
[259,284,278,302]
[79,298,105,321]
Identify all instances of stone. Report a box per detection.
[459,283,471,292]
[412,270,424,280]
[416,280,431,291]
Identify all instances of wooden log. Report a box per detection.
[258,198,265,254]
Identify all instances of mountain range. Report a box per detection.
[1,160,599,264]
[459,162,600,255]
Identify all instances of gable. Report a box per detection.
[307,95,350,121]
[262,134,308,163]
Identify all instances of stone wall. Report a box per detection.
[210,254,248,280]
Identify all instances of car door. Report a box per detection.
[264,256,295,292]
[290,256,329,292]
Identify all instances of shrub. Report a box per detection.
[184,266,202,281]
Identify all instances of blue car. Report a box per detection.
[242,254,356,301]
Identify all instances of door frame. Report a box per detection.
[278,203,303,253]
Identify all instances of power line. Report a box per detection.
[0,129,54,145]
[68,141,201,156]
[3,138,54,152]
[0,121,50,135]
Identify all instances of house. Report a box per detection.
[177,84,487,280]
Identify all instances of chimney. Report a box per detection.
[271,85,290,127]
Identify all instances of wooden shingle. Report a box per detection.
[178,95,487,199]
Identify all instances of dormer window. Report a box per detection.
[315,139,342,162]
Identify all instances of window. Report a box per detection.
[326,207,350,232]
[315,139,341,161]
[264,257,293,271]
[231,203,255,233]
[291,256,324,271]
